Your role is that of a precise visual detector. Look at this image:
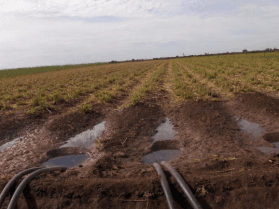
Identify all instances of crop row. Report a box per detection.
[77,60,164,113]
[119,61,168,108]
[178,52,279,94]
[171,60,194,100]
[0,60,163,114]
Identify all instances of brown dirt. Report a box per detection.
[1,90,279,209]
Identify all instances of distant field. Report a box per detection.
[0,63,109,79]
[0,51,278,115]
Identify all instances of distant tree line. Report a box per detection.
[109,47,279,64]
[242,48,278,53]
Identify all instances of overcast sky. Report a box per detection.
[1,0,279,70]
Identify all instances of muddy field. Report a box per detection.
[1,86,279,208]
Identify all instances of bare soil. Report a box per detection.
[1,90,279,209]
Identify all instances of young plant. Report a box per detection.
[1,104,12,111]
[78,103,92,113]
[95,91,112,103]
[52,92,65,104]
[26,107,37,115]
[16,100,27,106]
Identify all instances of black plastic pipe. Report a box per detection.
[153,162,177,209]
[161,161,203,209]
[7,166,67,209]
[0,167,44,209]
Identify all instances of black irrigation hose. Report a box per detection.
[0,167,44,209]
[1,163,200,209]
[153,162,177,209]
[161,161,203,209]
[7,166,67,209]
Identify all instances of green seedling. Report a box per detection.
[78,103,92,113]
[52,92,65,104]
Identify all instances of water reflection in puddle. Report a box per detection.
[256,147,279,155]
[274,142,279,148]
[233,116,277,155]
[143,150,181,165]
[59,121,106,149]
[152,117,175,142]
[42,154,90,168]
[0,137,21,153]
[234,116,265,138]
[257,141,279,155]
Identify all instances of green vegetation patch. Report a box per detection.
[130,62,167,104]
[171,61,194,100]
[51,92,65,104]
[78,103,93,113]
[94,90,112,103]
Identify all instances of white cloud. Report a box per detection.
[0,0,34,12]
[237,2,279,19]
[0,0,183,18]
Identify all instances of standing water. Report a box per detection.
[59,121,106,149]
[234,116,279,155]
[143,117,181,164]
[41,121,106,168]
[257,132,279,155]
[152,117,175,142]
[256,146,279,155]
[0,137,21,153]
[233,116,277,155]
[234,116,265,138]
[143,150,181,165]
[42,154,90,168]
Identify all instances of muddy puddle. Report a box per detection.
[257,132,279,155]
[143,150,181,165]
[42,154,90,168]
[0,137,21,153]
[152,117,175,142]
[143,117,181,164]
[235,116,279,156]
[233,116,279,155]
[59,121,106,149]
[234,115,266,138]
[41,121,106,168]
[256,146,279,155]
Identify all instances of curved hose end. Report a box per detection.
[0,167,44,209]
[7,166,68,209]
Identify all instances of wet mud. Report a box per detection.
[1,91,279,208]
